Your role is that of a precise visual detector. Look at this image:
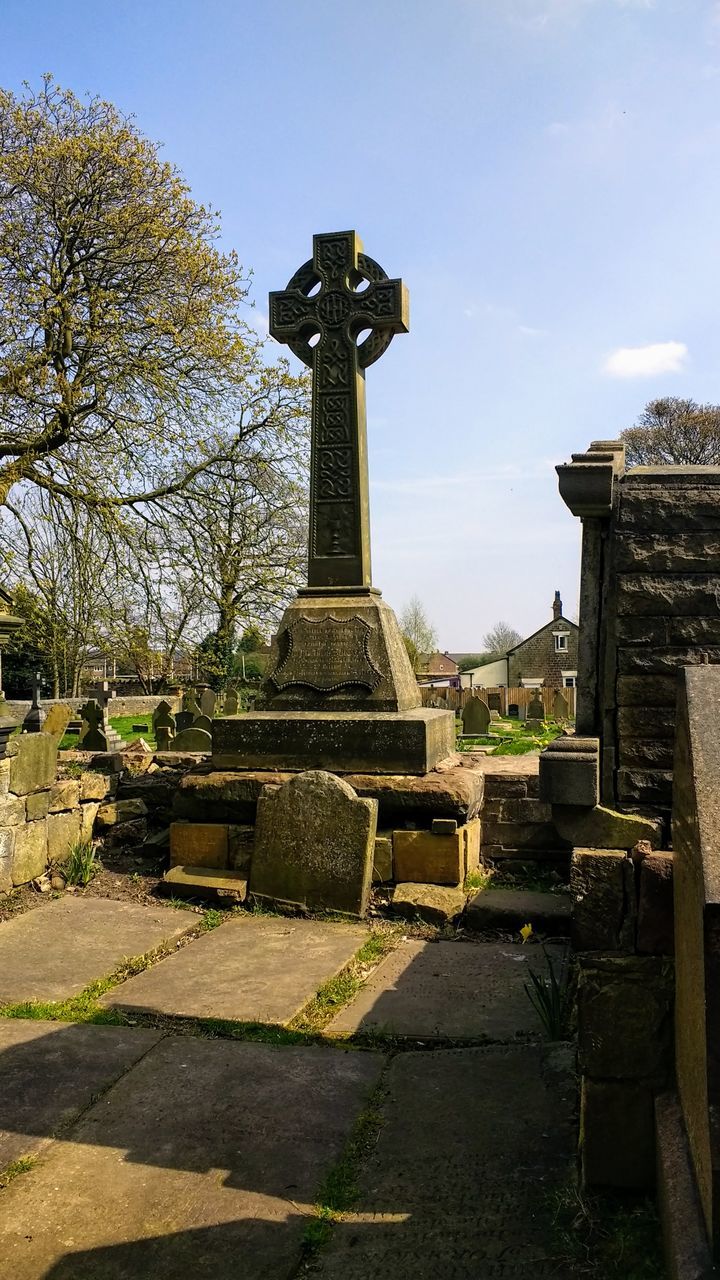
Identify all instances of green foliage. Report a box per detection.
[0,1155,38,1189]
[62,839,98,887]
[239,625,266,653]
[463,868,493,893]
[524,945,570,1039]
[552,1186,666,1278]
[457,653,488,672]
[621,396,720,467]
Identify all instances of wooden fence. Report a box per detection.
[419,684,575,719]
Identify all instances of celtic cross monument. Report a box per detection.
[269,229,408,591]
[212,230,455,775]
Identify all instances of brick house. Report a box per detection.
[417,651,460,685]
[507,592,579,689]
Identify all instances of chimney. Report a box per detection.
[553,590,562,620]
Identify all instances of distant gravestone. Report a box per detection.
[22,673,46,734]
[171,727,212,753]
[461,697,491,736]
[508,703,519,718]
[526,693,545,722]
[200,689,216,718]
[42,703,73,742]
[487,692,502,712]
[183,691,201,719]
[251,771,377,916]
[174,710,194,733]
[193,714,213,734]
[552,690,570,721]
[224,687,239,715]
[78,699,108,752]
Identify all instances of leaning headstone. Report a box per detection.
[200,688,216,718]
[171,727,212,753]
[461,696,491,736]
[251,771,377,916]
[22,673,46,734]
[42,703,73,742]
[553,690,570,721]
[224,687,239,715]
[487,692,502,712]
[78,699,108,752]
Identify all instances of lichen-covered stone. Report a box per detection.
[9,735,57,796]
[25,792,49,821]
[49,780,81,812]
[47,809,82,865]
[392,828,465,886]
[0,796,26,826]
[0,828,14,893]
[554,804,662,851]
[637,853,674,954]
[12,820,47,885]
[80,772,116,802]
[79,802,99,842]
[571,848,636,950]
[169,822,228,869]
[250,770,376,916]
[390,882,466,926]
[96,798,148,828]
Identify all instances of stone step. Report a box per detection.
[162,865,248,900]
[464,887,571,936]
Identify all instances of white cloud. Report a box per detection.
[603,341,688,378]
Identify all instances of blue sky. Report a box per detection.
[2,0,719,648]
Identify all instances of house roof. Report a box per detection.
[506,615,579,654]
[418,651,459,675]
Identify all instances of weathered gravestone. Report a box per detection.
[200,689,216,719]
[183,691,201,719]
[193,714,213,735]
[224,687,239,715]
[525,693,546,732]
[461,696,491,736]
[78,699,108,751]
[171,726,212,753]
[487,692,503,713]
[153,700,176,752]
[211,230,455,775]
[250,771,377,916]
[174,711,194,733]
[42,702,72,742]
[552,690,570,721]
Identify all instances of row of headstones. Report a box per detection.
[152,687,241,753]
[459,690,570,736]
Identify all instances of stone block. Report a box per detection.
[571,848,635,951]
[390,882,466,926]
[0,828,14,893]
[431,817,457,835]
[96,798,148,828]
[618,573,720,619]
[393,828,464,886]
[25,792,49,821]
[483,776,528,799]
[228,825,254,874]
[49,779,81,812]
[637,853,674,955]
[12,819,48,885]
[0,758,11,797]
[553,804,662,851]
[47,809,82,865]
[617,706,677,738]
[539,738,599,808]
[212,708,455,776]
[170,822,229,869]
[617,674,678,707]
[80,772,115,802]
[9,734,57,796]
[0,795,26,826]
[479,820,563,851]
[42,703,73,741]
[79,802,99,842]
[465,888,571,936]
[577,955,674,1080]
[581,1079,655,1191]
[250,771,377,916]
[618,768,673,808]
[464,817,481,874]
[372,834,393,883]
[162,865,248,900]
[618,738,675,769]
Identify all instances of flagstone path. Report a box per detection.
[0,897,576,1279]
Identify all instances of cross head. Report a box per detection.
[269,230,409,590]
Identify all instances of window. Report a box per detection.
[561,670,577,688]
[554,633,568,652]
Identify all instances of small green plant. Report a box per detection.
[463,868,493,893]
[0,1155,37,1189]
[63,838,99,886]
[200,908,224,931]
[524,944,570,1040]
[62,761,84,778]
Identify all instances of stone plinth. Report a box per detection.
[212,708,454,776]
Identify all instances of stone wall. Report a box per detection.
[572,846,675,1192]
[481,772,567,869]
[3,695,181,722]
[0,735,115,891]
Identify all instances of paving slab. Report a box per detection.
[0,1020,162,1169]
[328,939,568,1040]
[318,1044,575,1278]
[102,915,368,1024]
[0,1036,384,1279]
[0,898,197,1004]
[465,887,572,936]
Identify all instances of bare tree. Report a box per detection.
[482,621,522,657]
[399,596,438,670]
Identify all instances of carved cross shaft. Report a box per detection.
[269,230,409,591]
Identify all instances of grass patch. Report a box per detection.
[59,715,158,752]
[0,1155,38,1190]
[199,907,224,931]
[552,1186,666,1278]
[463,868,493,894]
[290,931,398,1035]
[302,1070,388,1254]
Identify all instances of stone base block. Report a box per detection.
[211,708,455,776]
[539,737,600,808]
[162,865,248,900]
[571,848,636,951]
[393,828,465,886]
[390,882,466,925]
